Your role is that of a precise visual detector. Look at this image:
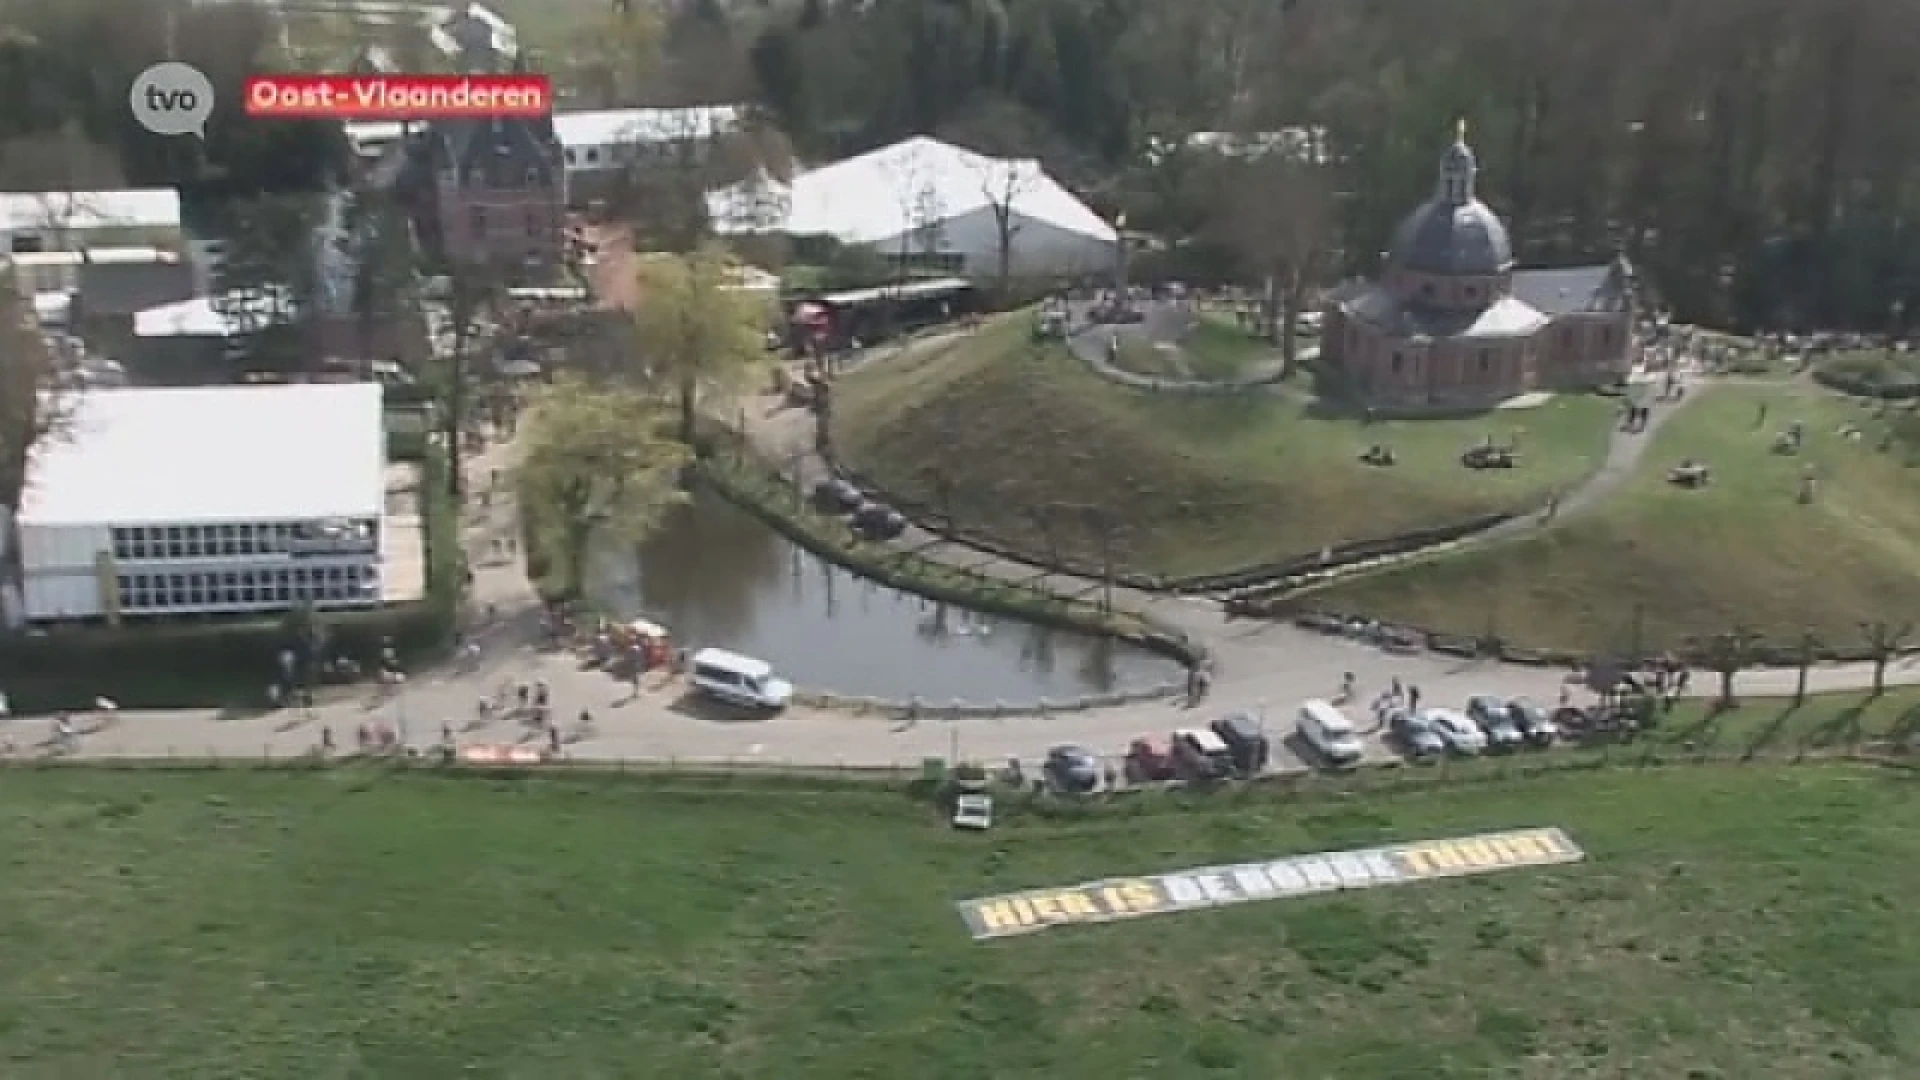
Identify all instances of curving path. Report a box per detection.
[1065,302,1297,393]
[8,349,1918,773]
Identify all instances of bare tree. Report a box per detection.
[879,144,931,281]
[438,261,500,498]
[970,155,1035,294]
[1860,620,1913,697]
[1792,629,1821,707]
[1689,627,1764,710]
[1207,149,1333,374]
[0,276,67,603]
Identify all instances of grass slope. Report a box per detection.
[3,761,1920,1077]
[1312,381,1920,651]
[833,316,1614,578]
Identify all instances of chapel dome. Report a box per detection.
[1390,198,1514,276]
[1389,121,1514,277]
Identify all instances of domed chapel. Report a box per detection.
[1319,121,1636,410]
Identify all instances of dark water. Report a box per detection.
[589,488,1184,704]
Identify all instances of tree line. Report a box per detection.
[728,0,1920,333]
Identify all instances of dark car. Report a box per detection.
[1466,694,1526,751]
[1388,707,1447,761]
[811,478,863,513]
[1209,711,1270,775]
[1506,697,1558,746]
[1043,745,1101,793]
[850,504,907,540]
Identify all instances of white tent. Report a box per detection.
[707,136,1117,278]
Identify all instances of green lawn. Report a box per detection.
[1310,380,1920,651]
[832,315,1615,579]
[4,760,1920,1077]
[1817,348,1920,394]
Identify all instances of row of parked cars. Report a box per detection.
[1037,694,1564,793]
[811,478,908,542]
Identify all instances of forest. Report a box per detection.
[3,0,1919,332]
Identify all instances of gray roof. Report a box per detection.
[1341,285,1548,340]
[1391,197,1513,276]
[1510,265,1626,317]
[428,116,563,190]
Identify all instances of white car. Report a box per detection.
[1421,707,1487,755]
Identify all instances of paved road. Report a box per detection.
[12,345,1920,773]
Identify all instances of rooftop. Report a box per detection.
[134,288,295,338]
[17,384,386,528]
[0,190,182,233]
[708,135,1115,246]
[553,107,741,154]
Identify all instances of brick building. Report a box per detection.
[405,7,563,276]
[1320,124,1636,410]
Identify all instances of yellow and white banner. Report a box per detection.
[956,826,1583,940]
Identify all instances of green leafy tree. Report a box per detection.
[631,244,770,443]
[515,374,691,600]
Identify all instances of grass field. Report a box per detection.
[1109,313,1311,383]
[1311,380,1920,651]
[4,756,1920,1077]
[832,316,1615,578]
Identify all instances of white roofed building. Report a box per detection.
[708,136,1117,279]
[0,190,184,256]
[552,106,743,207]
[4,384,388,623]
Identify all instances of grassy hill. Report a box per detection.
[831,317,1615,579]
[2,763,1919,1077]
[1309,381,1920,652]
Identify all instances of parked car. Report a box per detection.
[1388,707,1447,761]
[1209,711,1270,775]
[1297,699,1365,767]
[1506,697,1558,746]
[850,503,907,540]
[1466,694,1527,751]
[1043,745,1101,793]
[951,793,993,830]
[1171,728,1235,781]
[1124,737,1178,783]
[1422,707,1487,755]
[811,478,863,513]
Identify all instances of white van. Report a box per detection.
[688,648,795,711]
[1297,699,1365,766]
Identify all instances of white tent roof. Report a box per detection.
[707,136,1115,246]
[18,384,386,527]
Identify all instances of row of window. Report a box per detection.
[110,521,375,561]
[562,143,684,169]
[116,565,378,612]
[467,205,552,239]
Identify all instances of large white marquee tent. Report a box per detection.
[707,136,1118,278]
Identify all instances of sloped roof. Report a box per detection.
[1342,286,1548,340]
[1510,265,1623,317]
[711,136,1114,246]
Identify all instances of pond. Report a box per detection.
[589,488,1185,705]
